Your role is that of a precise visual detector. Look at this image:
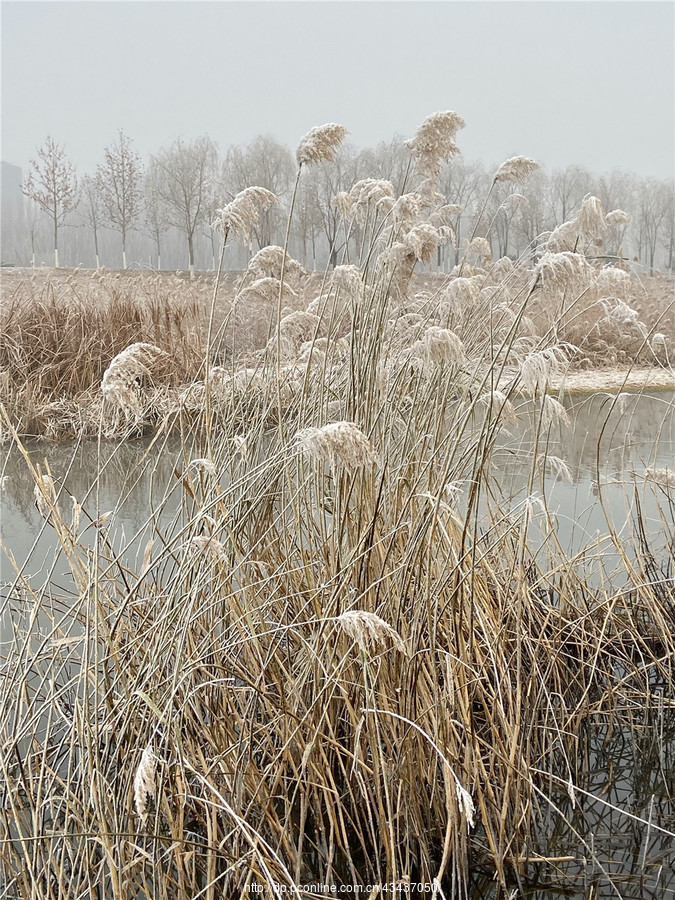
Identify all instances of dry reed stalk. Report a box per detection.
[2,108,675,900]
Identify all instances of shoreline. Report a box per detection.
[550,366,675,395]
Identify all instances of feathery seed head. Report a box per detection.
[276,310,321,357]
[101,343,166,414]
[71,496,81,533]
[404,223,442,262]
[295,422,377,471]
[546,455,573,482]
[330,264,362,297]
[296,123,348,166]
[599,297,642,329]
[336,610,406,655]
[213,187,278,242]
[605,209,631,228]
[576,195,606,239]
[520,346,570,396]
[190,535,227,564]
[34,474,57,520]
[493,156,540,184]
[441,277,480,310]
[645,467,675,489]
[189,458,218,478]
[238,277,297,306]
[347,179,396,223]
[405,111,465,178]
[332,190,352,218]
[247,245,306,281]
[392,193,422,228]
[541,395,570,429]
[595,267,632,300]
[423,326,465,366]
[533,251,591,294]
[546,219,581,254]
[466,237,492,260]
[429,204,463,228]
[478,390,517,425]
[133,746,157,823]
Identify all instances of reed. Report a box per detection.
[1,111,674,899]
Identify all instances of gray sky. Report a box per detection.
[2,1,673,179]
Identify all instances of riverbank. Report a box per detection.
[1,266,673,439]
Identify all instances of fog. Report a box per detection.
[2,1,673,178]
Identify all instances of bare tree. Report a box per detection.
[97,130,142,269]
[22,137,78,267]
[150,136,217,276]
[358,136,411,194]
[549,165,591,224]
[438,160,486,265]
[659,181,674,272]
[638,178,672,274]
[80,175,106,269]
[143,167,171,271]
[223,135,294,250]
[301,145,362,267]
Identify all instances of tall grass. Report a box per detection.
[1,114,674,898]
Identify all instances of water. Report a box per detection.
[1,390,674,898]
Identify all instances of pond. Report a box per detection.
[1,389,674,899]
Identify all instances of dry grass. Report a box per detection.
[1,120,674,898]
[1,259,672,441]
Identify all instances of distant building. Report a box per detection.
[1,161,24,264]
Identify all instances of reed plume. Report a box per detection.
[405,111,465,177]
[133,746,157,824]
[213,187,278,242]
[296,123,348,166]
[295,421,377,470]
[101,342,166,414]
[336,610,406,655]
[493,155,540,183]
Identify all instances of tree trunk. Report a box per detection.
[188,233,195,278]
[53,214,59,267]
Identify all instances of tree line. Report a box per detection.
[6,130,674,273]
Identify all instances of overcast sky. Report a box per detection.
[2,1,673,179]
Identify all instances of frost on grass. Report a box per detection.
[346,179,396,223]
[189,458,218,478]
[533,252,592,294]
[605,209,631,228]
[478,390,517,425]
[189,535,227,564]
[466,237,492,260]
[295,422,377,471]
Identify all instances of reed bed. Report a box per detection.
[1,113,674,899]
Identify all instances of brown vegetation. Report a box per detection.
[1,114,674,898]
